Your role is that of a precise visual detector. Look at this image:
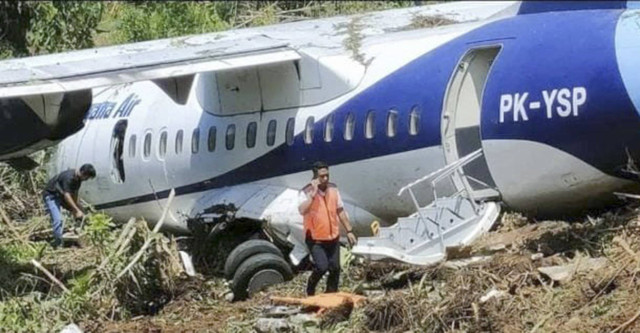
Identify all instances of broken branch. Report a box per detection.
[115,189,175,281]
[31,259,69,293]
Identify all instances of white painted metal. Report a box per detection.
[0,2,517,98]
[352,149,501,265]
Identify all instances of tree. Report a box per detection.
[0,1,104,58]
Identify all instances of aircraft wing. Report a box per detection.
[0,37,299,99]
[0,1,517,99]
[0,1,517,164]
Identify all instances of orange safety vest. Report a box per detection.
[302,183,340,241]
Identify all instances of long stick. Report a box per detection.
[115,189,175,281]
[31,259,69,293]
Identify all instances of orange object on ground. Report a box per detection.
[271,292,367,309]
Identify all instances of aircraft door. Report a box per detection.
[110,120,127,184]
[441,46,501,200]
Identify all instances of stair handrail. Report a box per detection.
[397,149,483,197]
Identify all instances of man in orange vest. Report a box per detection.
[298,161,357,296]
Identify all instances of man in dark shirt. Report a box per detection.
[42,164,96,247]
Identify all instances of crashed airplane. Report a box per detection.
[2,0,640,299]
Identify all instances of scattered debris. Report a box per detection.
[442,255,492,270]
[538,257,608,282]
[479,287,507,304]
[409,13,458,29]
[5,197,640,332]
[179,250,196,277]
[271,292,366,311]
[387,13,459,32]
[254,318,291,333]
[340,16,370,66]
[531,252,544,261]
[263,306,301,318]
[60,323,83,333]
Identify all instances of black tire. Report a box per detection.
[224,239,283,280]
[231,252,293,301]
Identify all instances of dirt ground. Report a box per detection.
[4,204,640,332]
[90,204,640,332]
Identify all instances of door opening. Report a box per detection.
[111,120,127,183]
[441,46,501,199]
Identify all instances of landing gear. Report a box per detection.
[186,205,295,300]
[224,239,284,280]
[229,252,293,301]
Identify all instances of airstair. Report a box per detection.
[351,149,501,266]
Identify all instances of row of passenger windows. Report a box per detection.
[129,107,421,159]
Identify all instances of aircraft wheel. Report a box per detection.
[231,252,293,301]
[224,239,283,280]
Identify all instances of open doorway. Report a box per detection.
[441,46,501,199]
[111,120,127,183]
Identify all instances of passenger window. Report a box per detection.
[324,114,334,142]
[247,122,257,148]
[285,118,295,146]
[409,106,421,135]
[344,112,355,141]
[387,109,398,138]
[267,120,277,146]
[143,132,152,159]
[175,130,183,154]
[226,124,236,150]
[304,117,314,144]
[191,128,200,154]
[208,126,217,152]
[365,110,375,139]
[159,131,167,158]
[128,135,136,158]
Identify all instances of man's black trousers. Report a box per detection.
[306,237,340,296]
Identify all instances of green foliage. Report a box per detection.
[106,2,232,44]
[0,296,46,332]
[0,242,42,263]
[96,1,416,46]
[26,2,104,55]
[85,213,115,255]
[0,149,51,221]
[61,272,95,319]
[0,2,103,58]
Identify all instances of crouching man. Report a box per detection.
[42,164,96,247]
[298,161,357,296]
